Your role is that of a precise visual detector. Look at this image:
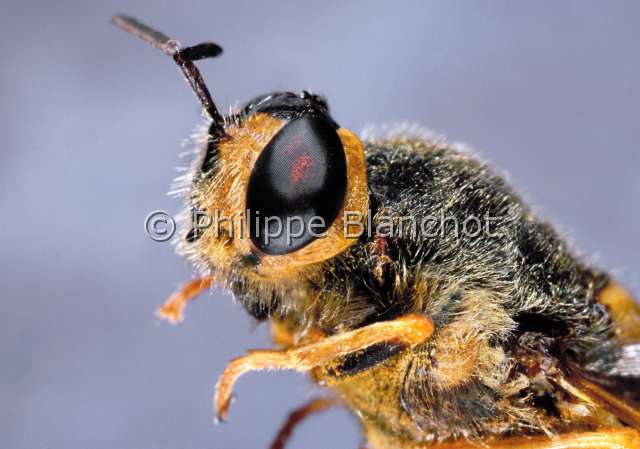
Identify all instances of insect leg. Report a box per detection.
[326,341,407,378]
[269,397,339,449]
[557,371,640,429]
[214,314,434,421]
[156,276,214,324]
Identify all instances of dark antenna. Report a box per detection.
[112,14,226,137]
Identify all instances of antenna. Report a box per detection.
[112,14,226,137]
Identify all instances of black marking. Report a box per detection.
[532,392,561,418]
[515,312,568,337]
[238,252,262,267]
[329,341,406,377]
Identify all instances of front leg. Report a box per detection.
[156,276,213,323]
[214,314,434,420]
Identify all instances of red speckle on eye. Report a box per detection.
[283,136,303,155]
[290,153,313,185]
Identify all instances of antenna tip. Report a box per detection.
[179,42,224,62]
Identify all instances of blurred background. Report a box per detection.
[1,1,639,448]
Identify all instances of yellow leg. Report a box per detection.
[214,314,434,420]
[156,276,213,323]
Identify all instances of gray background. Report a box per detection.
[1,1,639,448]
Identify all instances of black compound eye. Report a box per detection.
[247,114,347,255]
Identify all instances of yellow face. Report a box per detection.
[182,111,369,285]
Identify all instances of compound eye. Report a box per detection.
[247,115,347,255]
